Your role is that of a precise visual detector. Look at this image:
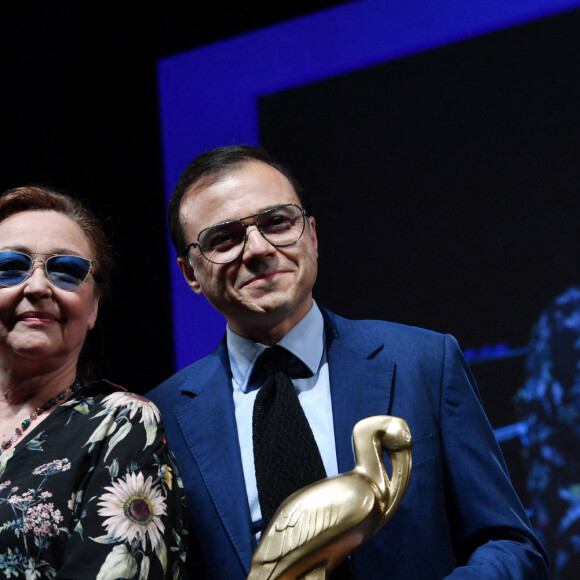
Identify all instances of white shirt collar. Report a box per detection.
[227,301,324,393]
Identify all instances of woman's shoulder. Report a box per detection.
[71,380,160,415]
[63,380,164,450]
[79,378,137,398]
[73,381,179,469]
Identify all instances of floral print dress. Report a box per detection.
[0,380,187,579]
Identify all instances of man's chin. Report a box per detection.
[244,301,268,315]
[242,296,288,316]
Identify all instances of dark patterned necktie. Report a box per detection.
[251,345,356,579]
[252,345,326,529]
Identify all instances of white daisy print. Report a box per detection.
[96,471,167,551]
[101,392,161,446]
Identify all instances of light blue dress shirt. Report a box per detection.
[227,302,338,533]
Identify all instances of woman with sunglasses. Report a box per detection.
[0,186,186,578]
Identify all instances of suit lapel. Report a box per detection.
[323,310,395,474]
[174,347,254,572]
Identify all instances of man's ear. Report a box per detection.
[177,257,203,295]
[308,216,318,255]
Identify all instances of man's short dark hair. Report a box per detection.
[168,145,307,255]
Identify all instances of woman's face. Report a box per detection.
[0,210,99,369]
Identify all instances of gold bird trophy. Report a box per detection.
[247,415,412,580]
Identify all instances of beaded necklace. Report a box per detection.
[0,379,82,456]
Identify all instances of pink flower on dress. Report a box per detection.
[8,490,33,507]
[32,458,71,476]
[22,502,63,537]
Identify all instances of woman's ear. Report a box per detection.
[87,293,99,330]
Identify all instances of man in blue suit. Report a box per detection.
[148,145,548,578]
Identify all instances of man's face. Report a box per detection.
[178,160,318,342]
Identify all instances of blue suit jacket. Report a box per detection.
[148,309,548,579]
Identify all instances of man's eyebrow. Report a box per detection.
[206,205,287,229]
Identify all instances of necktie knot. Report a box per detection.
[252,346,311,387]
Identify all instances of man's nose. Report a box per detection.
[243,225,274,258]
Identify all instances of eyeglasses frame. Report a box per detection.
[183,203,309,265]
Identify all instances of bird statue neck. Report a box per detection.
[352,415,412,530]
[352,418,390,498]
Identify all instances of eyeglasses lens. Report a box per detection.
[46,256,92,290]
[198,204,305,264]
[0,253,31,286]
[0,252,91,291]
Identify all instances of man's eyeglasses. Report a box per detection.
[184,203,307,264]
[0,251,93,291]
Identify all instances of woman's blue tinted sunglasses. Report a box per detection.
[0,251,93,291]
